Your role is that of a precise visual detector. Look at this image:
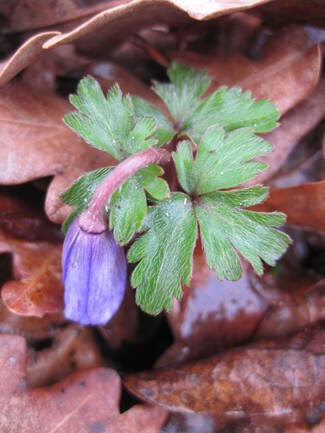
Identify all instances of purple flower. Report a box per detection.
[62,219,126,325]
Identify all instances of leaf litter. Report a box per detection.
[0,1,324,432]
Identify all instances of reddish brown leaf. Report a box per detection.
[0,230,64,317]
[125,328,325,431]
[159,243,320,367]
[249,78,325,185]
[171,27,321,115]
[255,279,325,339]
[253,181,325,233]
[158,246,267,367]
[5,0,114,32]
[0,299,64,341]
[0,334,166,433]
[0,32,59,88]
[27,325,103,387]
[0,82,113,223]
[42,0,273,51]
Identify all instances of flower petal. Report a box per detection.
[87,230,126,324]
[62,219,126,325]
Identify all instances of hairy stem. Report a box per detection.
[79,148,171,233]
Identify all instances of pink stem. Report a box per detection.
[79,148,170,233]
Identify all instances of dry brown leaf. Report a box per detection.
[254,279,325,339]
[253,181,325,233]
[42,0,273,50]
[158,246,266,367]
[248,78,325,185]
[0,334,167,433]
[4,0,115,32]
[0,32,59,88]
[125,328,325,431]
[158,243,320,367]
[170,27,321,115]
[27,325,103,387]
[0,300,64,341]
[0,230,64,317]
[0,82,113,223]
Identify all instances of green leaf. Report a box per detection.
[64,77,158,160]
[61,164,169,245]
[173,125,272,195]
[153,62,210,128]
[132,96,175,145]
[195,187,291,280]
[128,193,197,314]
[109,164,169,244]
[60,167,112,208]
[184,86,280,143]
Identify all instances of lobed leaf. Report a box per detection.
[153,62,210,128]
[184,86,280,143]
[132,96,175,145]
[64,77,159,160]
[128,193,197,314]
[173,125,272,195]
[110,165,169,244]
[196,188,291,280]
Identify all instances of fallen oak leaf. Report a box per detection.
[158,245,319,367]
[157,246,267,367]
[125,328,325,431]
[0,334,167,433]
[254,278,325,339]
[0,299,63,341]
[0,82,113,185]
[4,0,115,32]
[170,27,321,115]
[42,0,274,51]
[0,229,64,317]
[0,82,113,223]
[0,32,60,88]
[252,181,325,233]
[247,78,325,186]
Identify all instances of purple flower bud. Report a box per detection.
[62,219,126,325]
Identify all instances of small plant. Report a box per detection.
[60,62,291,325]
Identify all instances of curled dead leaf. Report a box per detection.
[0,230,64,317]
[0,82,113,223]
[248,78,325,185]
[253,181,325,233]
[125,328,325,431]
[42,0,274,50]
[0,299,64,341]
[0,334,166,433]
[4,0,114,32]
[0,32,59,88]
